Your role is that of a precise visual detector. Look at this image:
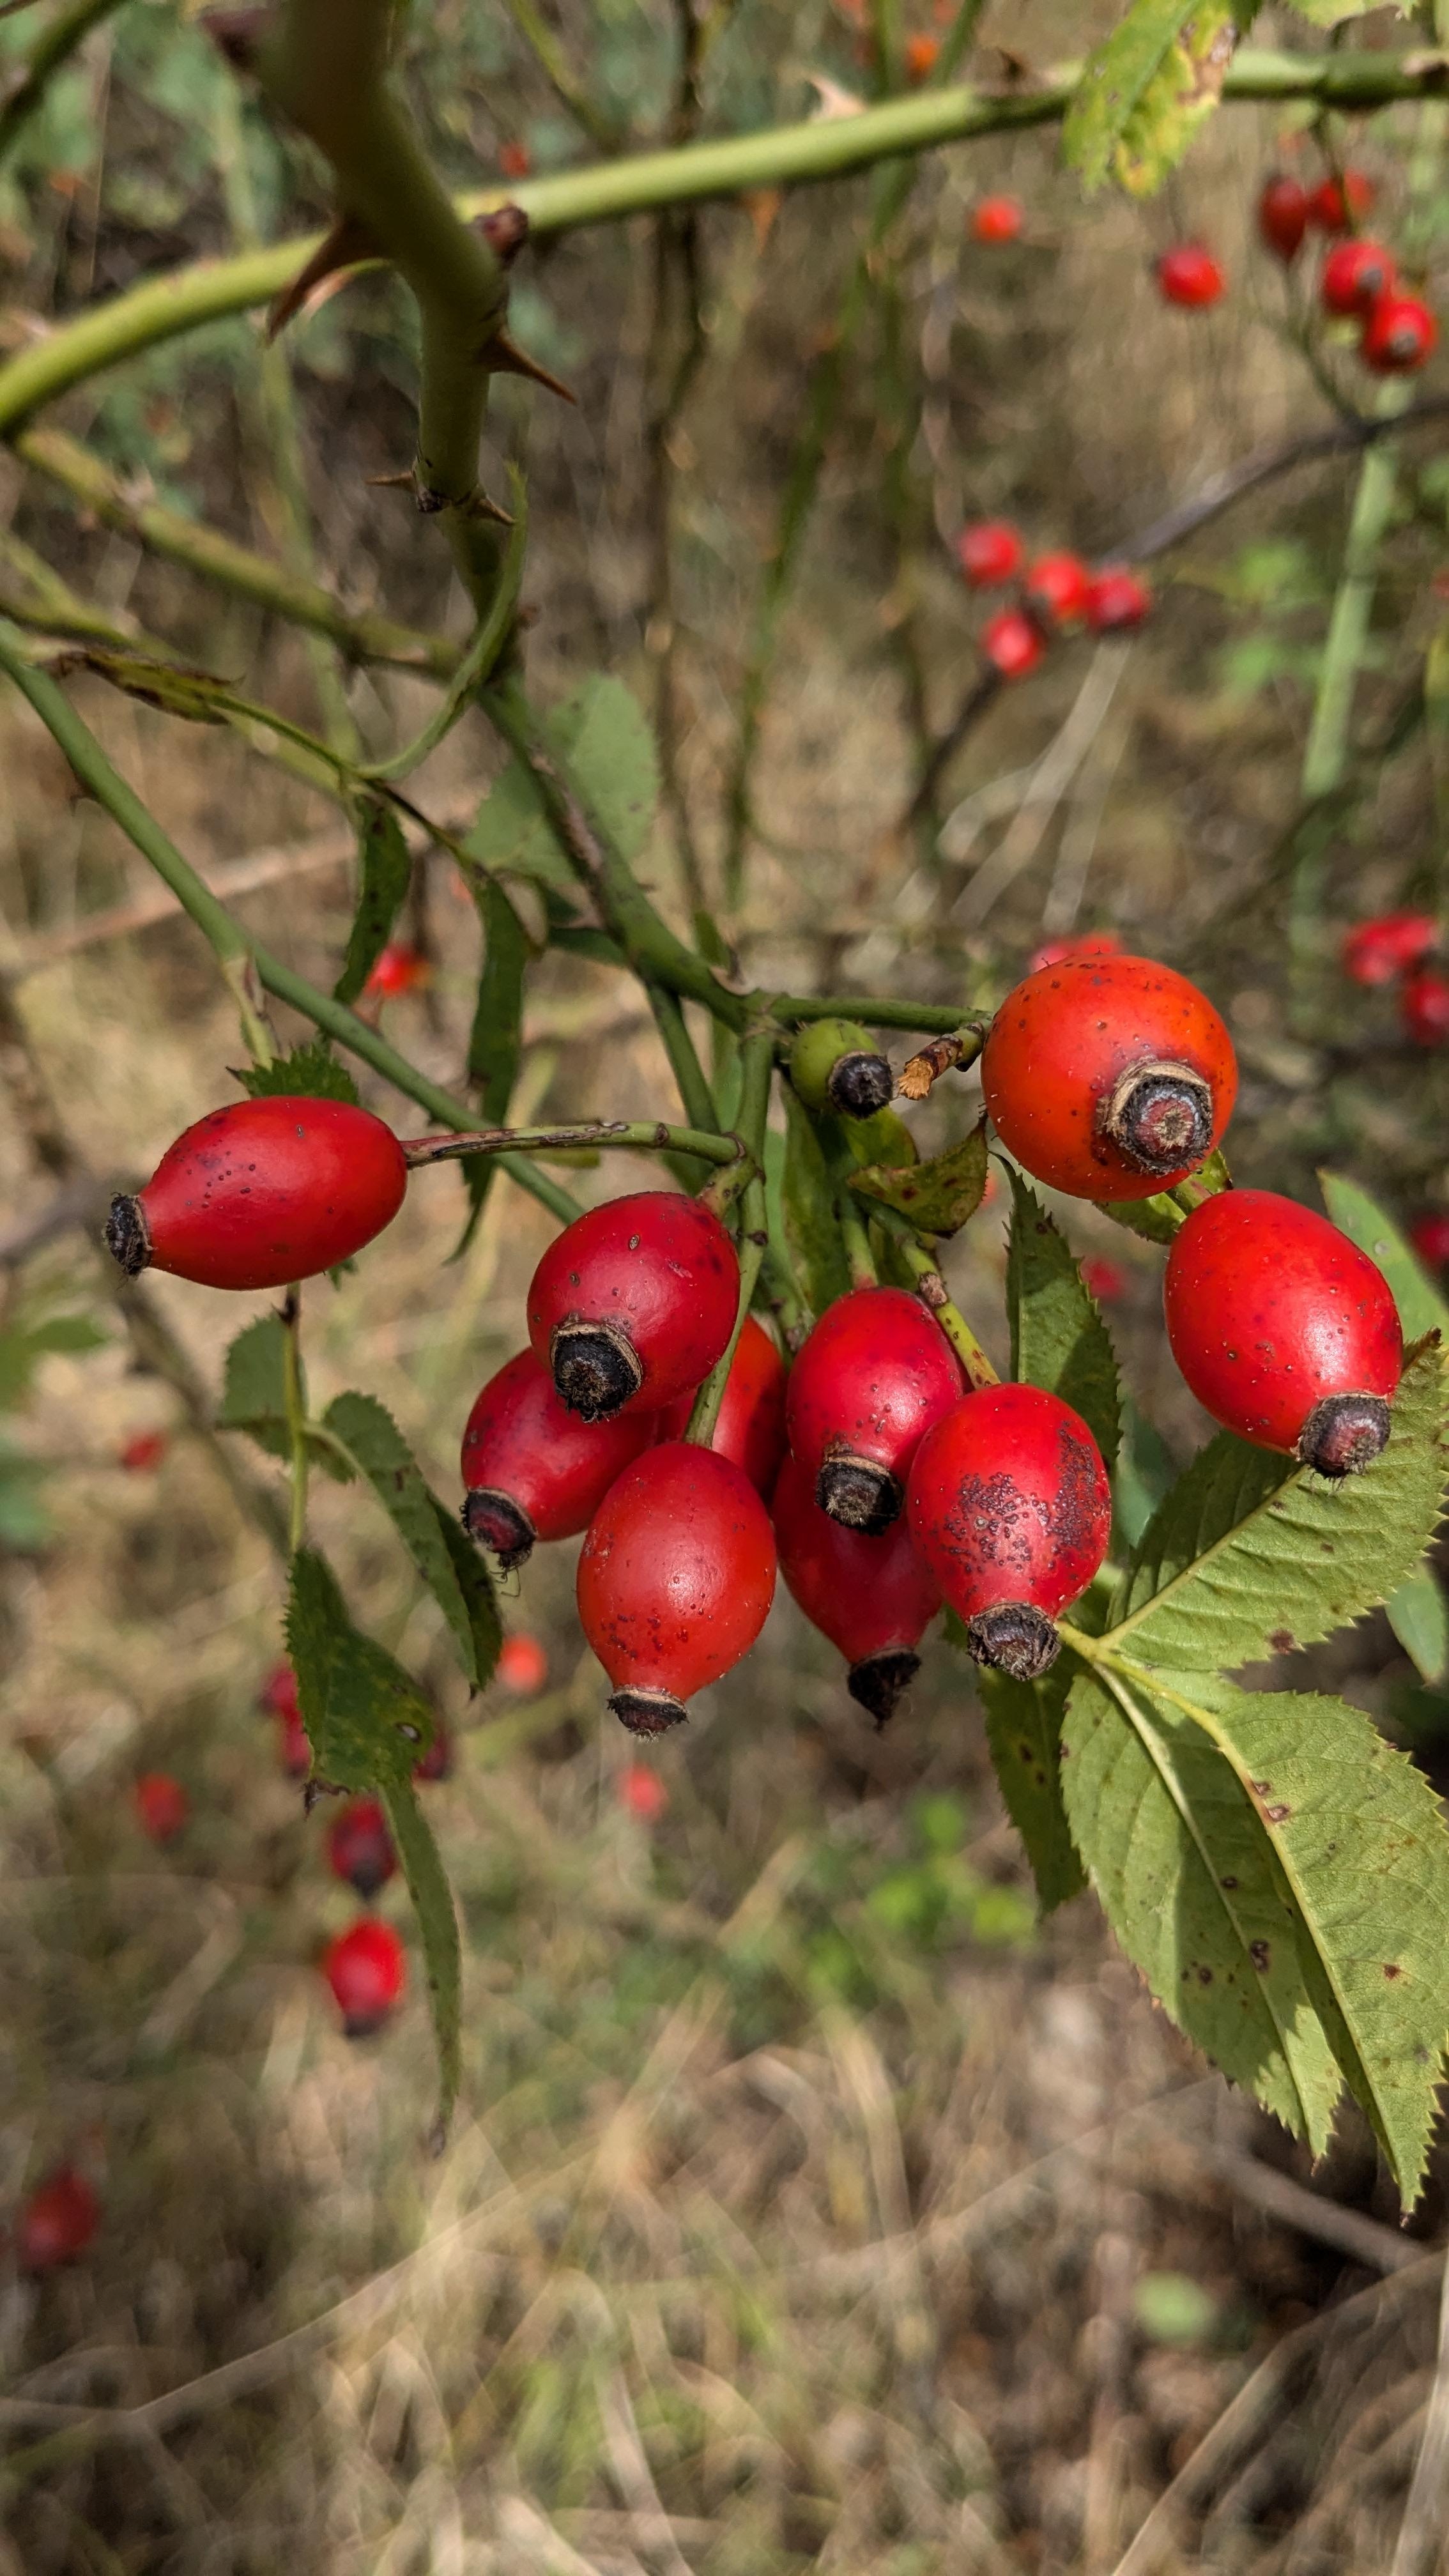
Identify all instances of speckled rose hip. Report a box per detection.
[576,1441,776,1734]
[526,1190,739,1422]
[907,1383,1112,1678]
[105,1096,408,1291]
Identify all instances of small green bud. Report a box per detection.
[788,1018,893,1120]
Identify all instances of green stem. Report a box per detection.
[0,0,125,169]
[0,624,583,1225]
[280,1285,309,1555]
[17,425,452,673]
[500,0,624,151]
[0,53,1439,429]
[358,474,527,782]
[401,1118,745,1169]
[770,993,976,1033]
[647,982,719,1132]
[894,1236,998,1389]
[687,1030,773,1442]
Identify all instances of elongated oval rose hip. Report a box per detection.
[460,1347,657,1567]
[786,1285,963,1534]
[1164,1188,1402,1475]
[527,1190,739,1422]
[576,1442,776,1734]
[324,1917,406,2036]
[772,1451,940,1726]
[907,1384,1112,1678]
[326,1795,396,1902]
[106,1096,407,1291]
[981,952,1236,1202]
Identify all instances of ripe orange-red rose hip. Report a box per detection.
[527,1190,739,1422]
[576,1442,777,1733]
[460,1347,656,1567]
[105,1096,408,1291]
[907,1384,1112,1677]
[981,953,1237,1202]
[1164,1190,1403,1475]
[772,1451,940,1726]
[786,1285,963,1534]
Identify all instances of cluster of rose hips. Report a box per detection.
[103,948,1409,1758]
[955,518,1151,682]
[1342,907,1449,1048]
[1153,164,1438,376]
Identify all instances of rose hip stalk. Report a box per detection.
[106,1096,408,1291]
[908,1384,1112,1677]
[460,1347,656,1568]
[576,1443,777,1733]
[786,1285,964,1533]
[981,951,1236,1202]
[1164,1189,1403,1476]
[655,1313,788,1497]
[772,1452,940,1726]
[526,1190,739,1422]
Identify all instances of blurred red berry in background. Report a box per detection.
[1340,912,1436,987]
[119,1430,168,1472]
[972,195,1023,245]
[496,1631,549,1696]
[618,1763,668,1823]
[17,2166,100,2272]
[134,1772,188,1843]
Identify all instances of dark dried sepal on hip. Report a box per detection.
[461,1487,536,1571]
[965,1601,1060,1680]
[610,1687,687,1737]
[550,1319,644,1422]
[1104,1059,1214,1176]
[105,1193,151,1278]
[816,1446,903,1535]
[1298,1391,1392,1479]
[847,1648,921,1729]
[828,1050,894,1120]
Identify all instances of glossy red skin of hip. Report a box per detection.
[655,1314,788,1496]
[324,1917,406,2029]
[981,953,1238,1201]
[18,2166,100,2271]
[772,1452,940,1662]
[527,1190,739,1414]
[460,1348,656,1541]
[576,1441,777,1703]
[907,1383,1112,1623]
[134,1096,407,1289]
[1163,1190,1403,1455]
[786,1287,963,1484]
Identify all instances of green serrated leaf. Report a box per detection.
[1005,1168,1122,1469]
[381,1776,462,2137]
[322,1392,484,1685]
[1114,1396,1176,1551]
[1098,1192,1185,1246]
[1319,1172,1449,1346]
[1062,1666,1342,2145]
[1115,1669,1449,2205]
[285,1547,434,1788]
[1388,1567,1449,1685]
[1062,0,1238,195]
[455,879,528,1257]
[782,1089,852,1322]
[234,1037,360,1105]
[465,673,658,896]
[1105,1340,1446,1669]
[217,1315,293,1463]
[851,1119,988,1239]
[429,1495,502,1690]
[333,800,411,1007]
[978,1663,1086,1913]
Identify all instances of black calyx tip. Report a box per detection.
[348,1861,390,1905]
[550,1319,643,1422]
[609,1687,687,1737]
[105,1193,151,1278]
[847,1648,921,1729]
[816,1450,904,1536]
[827,1049,894,1120]
[1105,1059,1214,1177]
[461,1487,536,1570]
[341,2009,387,2041]
[965,1602,1060,1681]
[1298,1392,1392,1479]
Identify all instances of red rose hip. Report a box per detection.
[1085,567,1151,633]
[786,1285,963,1534]
[772,1451,941,1726]
[957,519,1023,588]
[324,1917,406,2035]
[1163,1188,1403,1476]
[1411,1212,1449,1273]
[1402,968,1449,1046]
[907,1384,1112,1678]
[576,1442,776,1734]
[460,1347,656,1567]
[1157,244,1224,308]
[1259,173,1310,264]
[106,1096,408,1291]
[17,2166,100,2272]
[983,608,1045,679]
[1361,294,1437,375]
[981,951,1237,1202]
[1341,910,1436,986]
[1310,170,1374,234]
[134,1772,188,1843]
[972,194,1023,245]
[497,1630,549,1695]
[326,1794,396,1902]
[1024,552,1091,632]
[1321,238,1394,317]
[527,1190,739,1422]
[654,1313,788,1496]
